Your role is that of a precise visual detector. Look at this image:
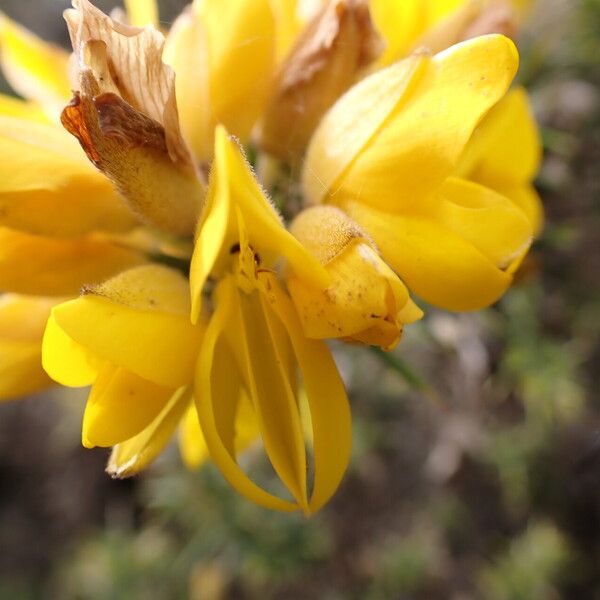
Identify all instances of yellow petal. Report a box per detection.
[0,228,147,296]
[50,266,203,387]
[0,93,47,121]
[124,0,159,28]
[195,277,298,512]
[190,126,328,321]
[457,87,542,187]
[108,386,191,477]
[302,52,425,205]
[434,177,532,269]
[238,284,308,509]
[370,0,466,64]
[304,35,518,211]
[0,295,60,400]
[164,0,275,160]
[82,363,175,448]
[288,205,419,349]
[178,401,209,469]
[42,312,99,387]
[0,115,136,236]
[269,0,302,61]
[495,183,544,237]
[0,12,71,115]
[339,198,512,311]
[179,365,260,469]
[261,271,351,514]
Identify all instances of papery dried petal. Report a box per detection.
[261,0,382,157]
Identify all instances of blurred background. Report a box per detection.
[0,0,599,598]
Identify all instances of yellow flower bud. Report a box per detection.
[164,0,276,161]
[287,205,422,350]
[260,0,381,158]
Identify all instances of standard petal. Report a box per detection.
[195,277,298,512]
[82,363,175,448]
[107,386,191,477]
[335,35,519,212]
[339,198,513,311]
[0,228,147,296]
[302,52,425,205]
[190,126,329,321]
[0,12,71,115]
[0,295,60,400]
[50,267,203,387]
[304,35,518,211]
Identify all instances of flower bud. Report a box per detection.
[164,0,276,161]
[287,205,422,350]
[260,0,381,159]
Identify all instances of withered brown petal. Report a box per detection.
[62,91,202,236]
[260,0,382,159]
[64,0,197,172]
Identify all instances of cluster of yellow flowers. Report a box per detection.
[0,0,541,514]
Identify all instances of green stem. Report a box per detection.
[370,347,444,408]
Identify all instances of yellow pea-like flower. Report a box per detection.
[287,205,423,350]
[190,127,351,514]
[0,0,545,515]
[42,265,204,474]
[303,35,534,311]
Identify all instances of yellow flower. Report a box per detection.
[190,127,351,513]
[42,264,205,474]
[287,205,423,349]
[0,0,544,514]
[303,35,534,311]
